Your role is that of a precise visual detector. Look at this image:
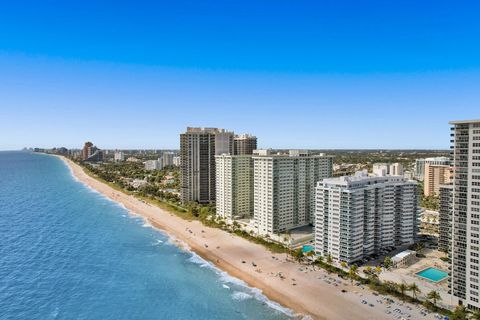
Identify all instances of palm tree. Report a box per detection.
[397,282,408,300]
[408,283,421,300]
[427,290,441,309]
[470,309,480,320]
[340,261,347,269]
[349,265,358,283]
[306,250,315,266]
[327,254,333,264]
[383,256,392,269]
[375,266,382,276]
[416,242,425,252]
[451,305,469,320]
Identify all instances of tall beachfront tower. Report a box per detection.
[233,134,257,155]
[253,150,333,236]
[438,184,453,253]
[215,154,254,222]
[180,127,234,204]
[450,119,480,309]
[315,172,419,264]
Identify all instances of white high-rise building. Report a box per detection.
[145,158,163,171]
[215,155,254,222]
[173,156,181,167]
[315,171,419,263]
[372,163,404,177]
[114,151,124,162]
[450,119,480,310]
[162,152,174,167]
[389,163,404,176]
[253,150,333,236]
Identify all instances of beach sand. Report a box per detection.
[59,156,433,320]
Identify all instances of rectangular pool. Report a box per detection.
[415,267,448,282]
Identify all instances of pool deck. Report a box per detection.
[379,249,458,309]
[415,267,449,283]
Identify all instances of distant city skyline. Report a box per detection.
[1,1,480,150]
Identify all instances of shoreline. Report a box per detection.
[55,155,421,320]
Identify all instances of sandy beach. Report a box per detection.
[59,156,436,320]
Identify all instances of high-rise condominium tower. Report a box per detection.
[114,151,124,162]
[438,184,453,253]
[450,119,480,309]
[162,152,175,167]
[82,141,103,162]
[180,127,233,204]
[424,163,451,197]
[215,154,254,222]
[82,141,94,160]
[233,134,257,155]
[253,150,333,236]
[372,163,404,176]
[415,157,450,181]
[315,171,419,263]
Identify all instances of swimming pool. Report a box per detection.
[415,267,448,282]
[302,245,314,253]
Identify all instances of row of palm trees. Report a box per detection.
[449,305,480,320]
[391,283,480,319]
[289,248,480,319]
[396,282,422,300]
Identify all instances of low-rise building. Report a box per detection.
[391,250,417,268]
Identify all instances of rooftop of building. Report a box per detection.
[424,156,450,161]
[391,250,416,262]
[320,170,412,187]
[185,127,233,134]
[449,119,480,124]
[252,149,333,158]
[234,134,257,139]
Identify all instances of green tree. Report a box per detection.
[470,309,480,320]
[408,283,421,300]
[326,254,333,264]
[397,283,408,300]
[340,261,347,269]
[349,265,358,283]
[294,248,304,262]
[450,305,468,320]
[426,290,441,309]
[383,256,392,269]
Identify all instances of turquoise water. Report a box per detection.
[0,152,293,320]
[415,267,449,282]
[302,245,313,253]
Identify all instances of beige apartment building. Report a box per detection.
[424,162,451,197]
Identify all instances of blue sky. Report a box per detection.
[1,1,479,150]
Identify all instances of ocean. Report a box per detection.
[0,152,293,320]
